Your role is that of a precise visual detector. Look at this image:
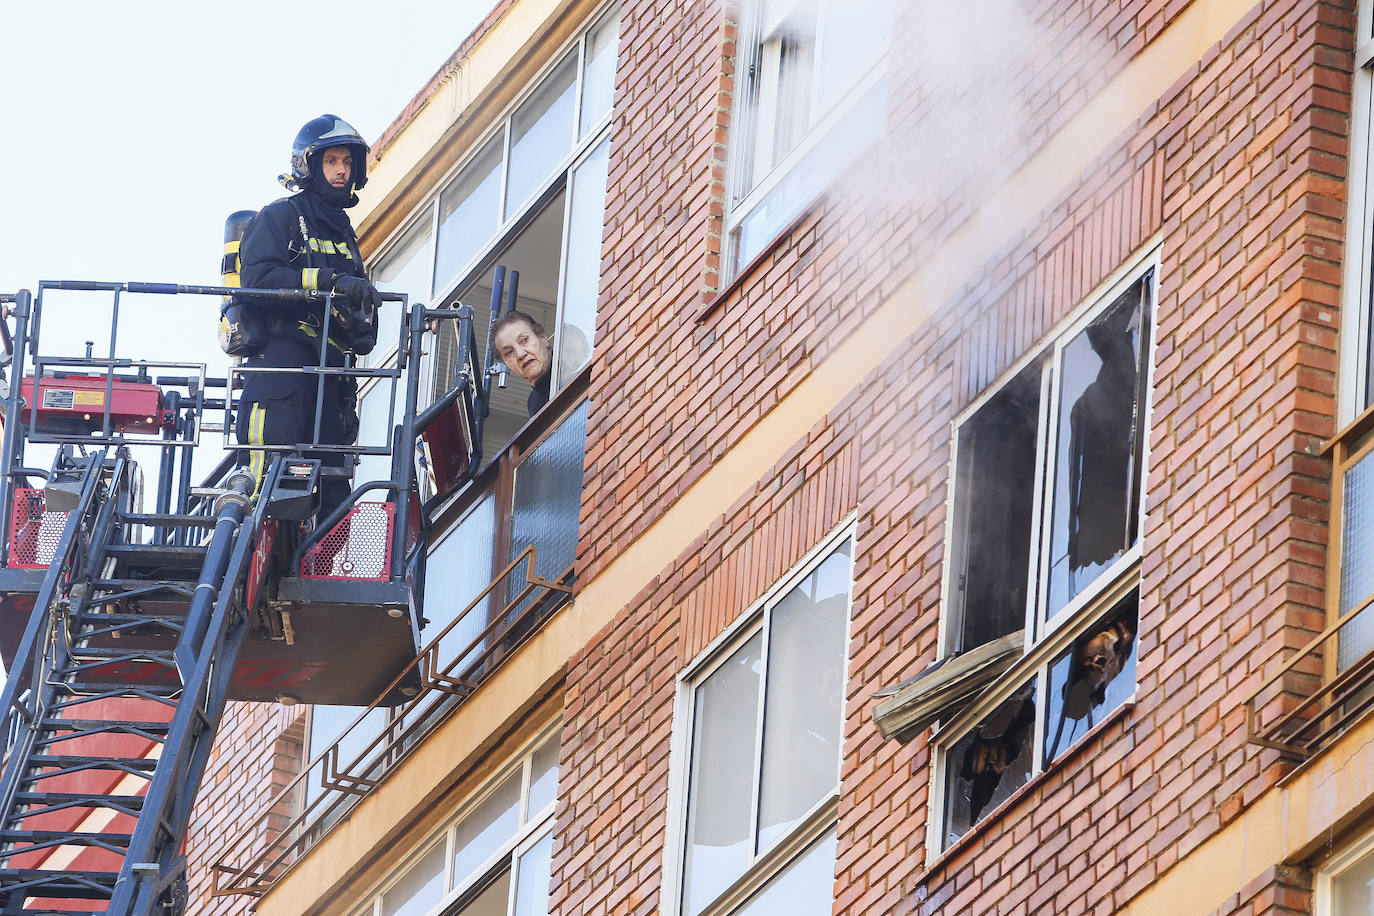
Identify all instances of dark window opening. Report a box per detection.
[953,362,1041,653]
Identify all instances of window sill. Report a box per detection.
[693,197,827,325]
[925,700,1135,872]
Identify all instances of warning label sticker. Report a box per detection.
[73,390,104,407]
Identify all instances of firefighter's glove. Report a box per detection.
[332,276,382,311]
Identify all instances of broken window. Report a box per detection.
[677,536,852,916]
[925,264,1155,852]
[942,682,1036,845]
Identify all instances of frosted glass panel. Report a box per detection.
[381,841,445,916]
[683,633,763,916]
[428,495,496,675]
[756,542,850,851]
[453,772,522,888]
[507,53,577,214]
[1340,452,1374,669]
[506,401,589,614]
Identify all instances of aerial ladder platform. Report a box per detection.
[0,279,492,914]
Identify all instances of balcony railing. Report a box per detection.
[1244,601,1374,761]
[209,378,589,899]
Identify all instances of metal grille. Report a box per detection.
[299,502,395,581]
[1341,454,1374,669]
[7,488,67,569]
[505,400,589,608]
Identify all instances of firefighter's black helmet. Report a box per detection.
[282,114,370,192]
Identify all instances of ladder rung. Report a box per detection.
[24,754,158,771]
[0,866,119,899]
[59,646,176,662]
[104,543,208,566]
[120,512,217,528]
[0,829,132,846]
[11,791,146,812]
[39,719,172,734]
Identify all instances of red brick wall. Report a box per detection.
[556,1,1352,916]
[185,702,303,915]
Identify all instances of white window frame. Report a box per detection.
[723,0,890,279]
[348,721,560,916]
[1316,827,1374,914]
[1339,0,1374,425]
[367,0,618,341]
[660,519,856,916]
[927,245,1161,859]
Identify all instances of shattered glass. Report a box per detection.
[1044,592,1138,763]
[943,680,1037,845]
[1045,282,1147,619]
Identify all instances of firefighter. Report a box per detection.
[491,311,553,416]
[235,113,381,518]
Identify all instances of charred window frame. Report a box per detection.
[930,261,1156,854]
[723,0,891,280]
[663,527,854,916]
[1340,0,1374,426]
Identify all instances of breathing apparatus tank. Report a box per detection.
[217,210,266,358]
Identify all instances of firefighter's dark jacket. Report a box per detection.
[238,188,367,400]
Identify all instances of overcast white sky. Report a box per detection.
[0,0,488,368]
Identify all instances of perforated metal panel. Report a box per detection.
[300,501,395,581]
[7,488,67,569]
[506,401,589,605]
[1341,454,1374,669]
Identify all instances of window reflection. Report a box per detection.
[580,8,621,137]
[453,772,522,890]
[381,841,446,916]
[1046,284,1146,618]
[508,54,578,215]
[435,135,503,288]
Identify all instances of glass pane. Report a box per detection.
[1044,595,1138,764]
[814,0,890,118]
[942,682,1037,847]
[683,633,763,916]
[507,53,577,215]
[579,7,621,137]
[372,215,434,361]
[1334,846,1374,912]
[458,868,512,916]
[732,827,837,916]
[1045,283,1146,619]
[555,137,610,388]
[757,541,851,852]
[504,401,589,624]
[1341,451,1374,669]
[453,771,522,889]
[354,372,405,486]
[381,841,446,916]
[435,134,503,289]
[426,495,496,677]
[513,831,554,916]
[528,734,560,816]
[730,77,886,274]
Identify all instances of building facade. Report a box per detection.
[187,0,1374,914]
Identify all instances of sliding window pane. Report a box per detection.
[453,772,522,890]
[381,841,446,916]
[372,216,434,361]
[556,137,610,386]
[579,8,621,137]
[513,832,554,916]
[507,53,578,215]
[435,135,503,289]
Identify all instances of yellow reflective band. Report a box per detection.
[303,268,320,290]
[307,238,321,253]
[247,403,266,496]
